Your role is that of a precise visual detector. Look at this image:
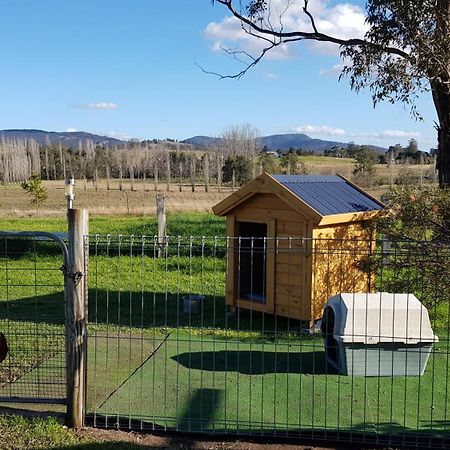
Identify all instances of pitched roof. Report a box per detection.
[212,173,384,224]
[271,175,384,216]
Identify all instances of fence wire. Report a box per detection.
[85,235,450,448]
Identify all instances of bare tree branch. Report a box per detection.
[214,0,409,59]
[196,42,277,79]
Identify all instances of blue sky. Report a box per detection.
[0,0,437,150]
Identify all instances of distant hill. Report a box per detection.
[0,129,124,147]
[1,129,387,154]
[182,136,221,148]
[183,133,386,154]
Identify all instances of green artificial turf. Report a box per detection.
[89,332,450,437]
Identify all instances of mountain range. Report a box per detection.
[183,134,387,153]
[0,129,123,147]
[0,129,387,153]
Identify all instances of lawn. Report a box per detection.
[0,212,226,236]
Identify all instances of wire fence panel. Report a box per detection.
[85,235,450,448]
[0,233,67,407]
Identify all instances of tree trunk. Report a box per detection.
[204,153,209,192]
[190,154,196,192]
[106,163,110,191]
[216,153,222,193]
[431,81,450,187]
[154,162,159,191]
[166,152,171,192]
[44,147,49,180]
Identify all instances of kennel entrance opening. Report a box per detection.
[236,221,268,305]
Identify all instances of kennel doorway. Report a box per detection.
[236,221,268,304]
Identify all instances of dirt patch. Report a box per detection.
[75,426,342,449]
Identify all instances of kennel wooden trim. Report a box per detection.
[214,173,385,323]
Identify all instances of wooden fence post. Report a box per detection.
[65,208,89,428]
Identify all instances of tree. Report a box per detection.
[280,152,308,175]
[211,1,450,187]
[219,123,260,157]
[372,185,450,317]
[352,146,378,186]
[258,152,280,174]
[223,155,252,185]
[21,174,48,206]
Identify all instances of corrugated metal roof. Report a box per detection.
[271,175,384,215]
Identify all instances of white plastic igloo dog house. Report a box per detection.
[321,293,438,376]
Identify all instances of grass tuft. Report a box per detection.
[0,415,81,449]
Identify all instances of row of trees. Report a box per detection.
[0,135,436,191]
[0,136,263,191]
[323,140,435,165]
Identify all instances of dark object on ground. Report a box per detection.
[0,332,8,363]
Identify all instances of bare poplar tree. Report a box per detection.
[59,142,66,180]
[166,151,171,192]
[44,136,50,180]
[190,152,196,192]
[204,152,210,192]
[216,152,223,192]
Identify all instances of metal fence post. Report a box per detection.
[65,208,89,428]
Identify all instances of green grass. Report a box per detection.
[298,155,356,165]
[0,213,226,237]
[0,414,179,449]
[0,415,81,449]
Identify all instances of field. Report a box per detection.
[0,215,449,442]
[0,161,435,217]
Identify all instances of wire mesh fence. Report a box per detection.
[85,235,450,448]
[0,233,67,405]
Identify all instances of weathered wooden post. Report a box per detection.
[156,193,166,258]
[65,208,89,428]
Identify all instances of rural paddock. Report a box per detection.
[0,223,449,448]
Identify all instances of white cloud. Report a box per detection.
[293,124,346,136]
[205,15,293,60]
[261,69,278,79]
[319,63,344,76]
[81,102,119,110]
[204,1,368,60]
[66,128,78,132]
[290,125,421,141]
[379,130,421,139]
[105,130,134,141]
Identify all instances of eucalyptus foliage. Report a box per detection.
[212,0,450,187]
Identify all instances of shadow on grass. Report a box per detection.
[176,388,222,431]
[172,350,332,375]
[0,290,308,335]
